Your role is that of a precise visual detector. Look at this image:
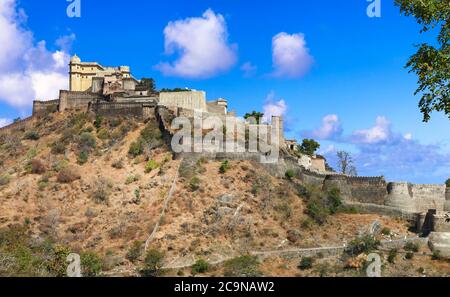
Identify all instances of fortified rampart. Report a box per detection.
[32,100,59,116]
[59,90,103,112]
[0,116,36,135]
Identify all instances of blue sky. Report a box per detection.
[0,0,449,183]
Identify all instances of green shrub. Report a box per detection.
[285,169,295,180]
[298,257,314,270]
[97,128,109,140]
[404,242,419,253]
[145,160,159,173]
[446,179,450,188]
[305,198,330,225]
[327,188,342,214]
[301,218,314,229]
[24,130,40,140]
[346,234,380,256]
[223,255,262,277]
[77,151,89,165]
[92,185,109,204]
[128,140,144,157]
[431,250,442,260]
[405,252,414,260]
[109,118,122,128]
[191,259,209,275]
[125,175,140,185]
[381,227,391,236]
[140,122,162,143]
[189,176,201,192]
[133,189,141,204]
[141,249,165,277]
[81,252,103,277]
[387,249,398,264]
[51,142,66,155]
[79,132,96,150]
[219,160,230,174]
[94,115,103,129]
[126,241,143,263]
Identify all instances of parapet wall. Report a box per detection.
[159,91,207,112]
[92,102,147,118]
[323,175,387,205]
[385,182,446,213]
[0,116,36,136]
[59,90,103,112]
[33,100,59,116]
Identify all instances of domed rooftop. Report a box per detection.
[70,54,81,64]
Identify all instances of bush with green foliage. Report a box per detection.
[223,255,262,277]
[431,250,442,261]
[189,176,201,192]
[388,249,398,264]
[51,142,66,155]
[140,249,165,277]
[404,242,420,253]
[126,241,143,263]
[94,115,103,129]
[405,252,414,260]
[77,151,89,165]
[24,130,40,140]
[79,132,96,150]
[0,175,10,186]
[97,128,110,140]
[381,227,391,236]
[298,257,314,270]
[303,186,343,225]
[346,234,380,256]
[125,175,140,185]
[219,160,230,174]
[80,252,103,277]
[128,140,144,157]
[446,179,450,188]
[145,160,159,173]
[285,169,295,180]
[191,259,209,275]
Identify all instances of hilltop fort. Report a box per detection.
[0,56,449,258]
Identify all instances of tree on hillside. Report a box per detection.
[336,151,358,176]
[446,178,450,187]
[298,139,320,156]
[244,111,264,124]
[395,0,449,122]
[138,78,156,93]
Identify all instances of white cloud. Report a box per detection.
[271,32,313,78]
[403,133,413,141]
[351,116,392,144]
[156,9,237,78]
[241,61,257,77]
[312,114,343,140]
[0,118,12,128]
[262,91,288,123]
[0,0,73,109]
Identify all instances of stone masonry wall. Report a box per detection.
[59,90,103,112]
[92,102,146,118]
[0,116,36,136]
[385,182,446,213]
[32,100,59,116]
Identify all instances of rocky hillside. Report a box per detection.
[0,111,448,277]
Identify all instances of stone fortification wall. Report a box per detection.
[32,100,59,116]
[0,116,36,136]
[59,90,103,112]
[92,102,146,118]
[323,175,387,205]
[385,182,446,213]
[159,91,207,112]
